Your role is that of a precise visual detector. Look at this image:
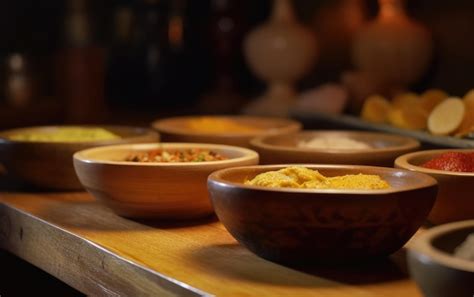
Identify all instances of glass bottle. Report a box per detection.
[133,0,168,108]
[106,2,138,108]
[5,53,33,108]
[55,0,107,123]
[200,0,246,113]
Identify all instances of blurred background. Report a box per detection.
[1,0,474,128]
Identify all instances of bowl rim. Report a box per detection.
[208,164,437,195]
[408,220,474,272]
[151,115,302,138]
[250,130,420,154]
[73,142,259,167]
[395,149,474,177]
[0,125,159,145]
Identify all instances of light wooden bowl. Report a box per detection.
[395,149,474,224]
[208,164,437,264]
[251,130,420,166]
[152,115,301,148]
[74,143,259,219]
[0,126,159,190]
[407,220,474,297]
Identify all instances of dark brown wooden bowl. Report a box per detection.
[208,164,437,264]
[152,115,302,148]
[250,130,420,166]
[0,125,159,190]
[407,220,474,297]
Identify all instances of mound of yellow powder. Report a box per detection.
[245,166,390,190]
[9,127,120,142]
[187,117,262,133]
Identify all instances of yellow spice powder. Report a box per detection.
[187,117,262,133]
[245,166,390,190]
[8,127,120,142]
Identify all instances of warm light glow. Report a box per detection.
[169,16,183,48]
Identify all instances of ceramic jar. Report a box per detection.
[352,0,432,91]
[243,0,317,116]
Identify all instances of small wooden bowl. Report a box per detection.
[251,130,420,166]
[0,126,159,190]
[395,149,474,224]
[152,115,301,148]
[208,164,437,264]
[74,143,259,219]
[407,220,474,297]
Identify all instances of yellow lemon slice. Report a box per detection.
[419,89,448,113]
[428,97,465,135]
[402,106,428,130]
[388,106,427,130]
[361,95,392,123]
[456,91,474,137]
[388,108,408,128]
[463,89,474,101]
[392,92,419,109]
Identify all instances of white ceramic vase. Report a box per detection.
[243,0,317,116]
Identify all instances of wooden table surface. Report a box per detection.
[0,191,424,297]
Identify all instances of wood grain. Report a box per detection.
[0,192,423,297]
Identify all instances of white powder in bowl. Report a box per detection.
[298,137,372,150]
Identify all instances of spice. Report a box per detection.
[126,148,227,163]
[421,152,474,172]
[245,166,390,190]
[187,117,262,133]
[298,137,371,150]
[8,127,120,142]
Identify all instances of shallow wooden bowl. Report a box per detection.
[74,143,259,219]
[395,149,474,224]
[208,164,437,264]
[152,115,301,148]
[407,220,474,297]
[0,126,159,190]
[251,130,420,166]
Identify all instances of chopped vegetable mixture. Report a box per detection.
[126,148,227,163]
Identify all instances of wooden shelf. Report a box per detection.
[0,191,423,297]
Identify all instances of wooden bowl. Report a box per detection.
[251,130,420,166]
[208,164,437,264]
[152,115,301,148]
[407,220,474,297]
[74,143,259,219]
[0,126,159,190]
[395,149,474,224]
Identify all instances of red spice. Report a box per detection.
[422,152,474,172]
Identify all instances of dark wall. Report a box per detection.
[1,0,474,122]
